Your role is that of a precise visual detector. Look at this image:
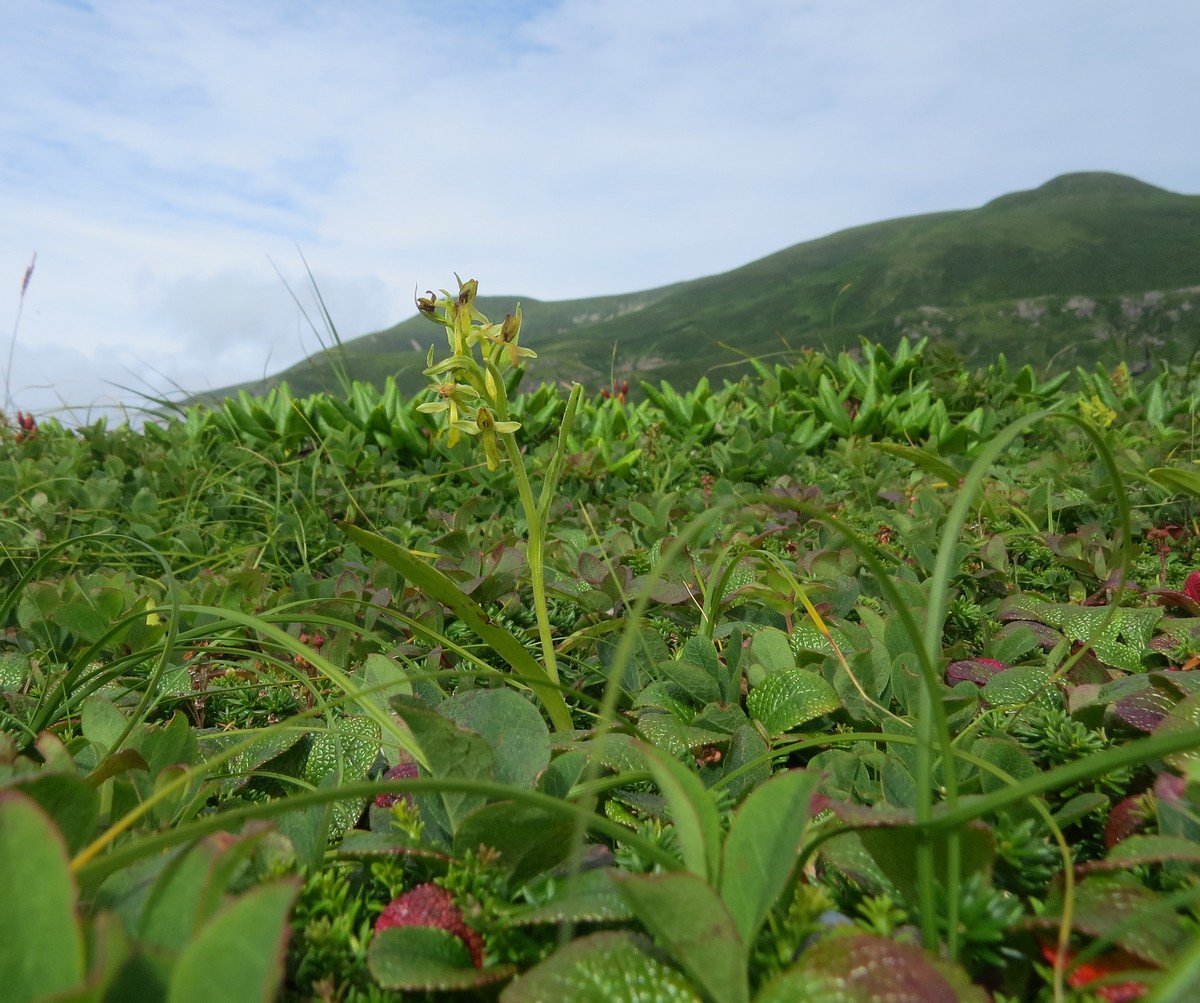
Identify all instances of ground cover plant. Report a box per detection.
[5,278,1200,1002]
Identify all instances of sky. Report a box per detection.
[2,0,1197,422]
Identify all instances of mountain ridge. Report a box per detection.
[191,172,1200,403]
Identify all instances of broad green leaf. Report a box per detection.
[10,772,99,855]
[452,801,576,884]
[369,927,515,991]
[360,654,412,762]
[303,715,382,835]
[538,747,588,798]
[1052,791,1109,827]
[881,756,917,809]
[679,635,722,683]
[720,768,820,947]
[656,659,721,705]
[54,584,125,643]
[749,627,795,673]
[442,688,551,790]
[638,741,721,881]
[0,650,30,690]
[81,693,128,755]
[1002,596,1161,672]
[611,872,748,1003]
[506,868,634,927]
[790,621,837,657]
[0,791,86,1003]
[857,820,995,908]
[77,911,140,1003]
[95,831,266,952]
[760,929,990,1003]
[1105,834,1200,867]
[501,931,700,1003]
[390,696,496,832]
[167,879,297,1003]
[982,665,1061,712]
[747,669,840,735]
[1148,466,1200,499]
[969,736,1038,794]
[719,724,771,802]
[1035,875,1190,967]
[200,727,307,798]
[1158,691,1200,770]
[637,713,728,759]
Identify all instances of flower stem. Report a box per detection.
[502,432,560,685]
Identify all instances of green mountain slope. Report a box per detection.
[195,172,1200,403]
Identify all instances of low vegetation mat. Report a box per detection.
[4,280,1200,1003]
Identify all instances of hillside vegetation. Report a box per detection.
[193,171,1200,403]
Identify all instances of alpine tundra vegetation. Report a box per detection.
[5,272,1200,1002]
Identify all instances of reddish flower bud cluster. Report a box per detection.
[375,883,484,967]
[599,379,629,404]
[14,411,37,442]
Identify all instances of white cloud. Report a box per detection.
[1,0,1197,419]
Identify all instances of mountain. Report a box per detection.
[194,172,1200,403]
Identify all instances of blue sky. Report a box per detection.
[2,0,1197,420]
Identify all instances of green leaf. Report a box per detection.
[339,523,573,731]
[982,665,1061,712]
[679,635,722,682]
[0,791,86,1003]
[10,773,100,856]
[638,741,722,881]
[749,627,795,673]
[1148,466,1200,499]
[360,654,412,762]
[720,769,821,946]
[442,688,551,790]
[303,715,382,835]
[1035,875,1190,966]
[873,442,964,486]
[637,713,726,759]
[390,696,496,833]
[759,929,990,1003]
[1002,596,1161,672]
[969,736,1038,794]
[1157,691,1200,770]
[856,820,995,909]
[369,927,515,991]
[1104,834,1200,867]
[501,931,700,1003]
[95,830,268,953]
[452,801,577,884]
[53,583,125,643]
[612,871,748,1003]
[719,724,771,802]
[747,669,840,735]
[81,693,128,756]
[506,868,634,927]
[656,659,721,705]
[167,879,297,1003]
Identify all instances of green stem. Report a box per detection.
[503,432,559,685]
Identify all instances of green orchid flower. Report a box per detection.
[482,304,537,370]
[451,405,521,470]
[417,380,479,447]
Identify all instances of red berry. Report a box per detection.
[375,883,484,967]
[374,759,419,809]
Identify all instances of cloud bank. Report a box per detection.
[2,0,1196,418]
